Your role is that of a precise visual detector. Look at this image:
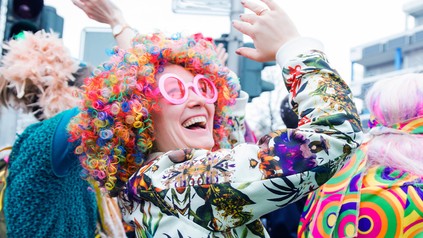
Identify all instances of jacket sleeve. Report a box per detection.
[122,39,363,232]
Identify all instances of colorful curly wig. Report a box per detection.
[68,32,240,194]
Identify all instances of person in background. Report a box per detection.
[68,0,362,237]
[0,30,125,238]
[298,73,423,237]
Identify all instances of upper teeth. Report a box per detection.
[182,116,207,128]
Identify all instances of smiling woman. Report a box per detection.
[67,0,363,237]
[68,31,240,193]
[151,64,218,152]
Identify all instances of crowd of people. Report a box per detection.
[0,0,421,237]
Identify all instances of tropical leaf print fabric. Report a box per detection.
[118,50,363,238]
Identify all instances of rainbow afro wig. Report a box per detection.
[68,32,240,194]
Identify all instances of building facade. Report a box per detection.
[350,0,423,129]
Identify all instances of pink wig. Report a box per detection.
[365,73,423,175]
[68,32,240,194]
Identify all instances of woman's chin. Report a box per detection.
[182,128,214,149]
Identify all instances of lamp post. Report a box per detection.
[226,0,243,75]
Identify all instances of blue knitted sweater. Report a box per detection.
[4,109,97,238]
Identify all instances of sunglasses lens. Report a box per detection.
[164,76,185,100]
[197,78,216,99]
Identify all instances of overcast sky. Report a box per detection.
[45,0,410,82]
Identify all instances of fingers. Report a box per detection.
[234,0,301,63]
[72,0,84,8]
[236,47,264,62]
[72,0,94,12]
[215,43,224,53]
[261,0,278,11]
[221,53,228,63]
[241,0,267,15]
[217,51,228,66]
[216,44,228,62]
[239,13,257,25]
[232,20,254,39]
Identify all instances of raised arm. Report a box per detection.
[120,0,363,234]
[72,0,135,50]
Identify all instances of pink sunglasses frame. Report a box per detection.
[158,73,218,105]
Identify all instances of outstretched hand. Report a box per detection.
[72,0,125,27]
[232,0,300,62]
[215,43,229,66]
[72,0,134,50]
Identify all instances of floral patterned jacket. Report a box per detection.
[118,42,363,238]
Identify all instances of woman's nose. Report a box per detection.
[186,88,206,107]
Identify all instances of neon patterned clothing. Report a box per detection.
[298,143,423,238]
[118,41,363,238]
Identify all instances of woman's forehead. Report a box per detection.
[158,64,195,82]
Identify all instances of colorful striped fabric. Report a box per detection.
[368,115,423,135]
[390,116,423,134]
[299,144,423,237]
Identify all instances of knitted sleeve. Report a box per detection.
[4,110,97,237]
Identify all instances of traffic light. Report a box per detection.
[40,6,64,38]
[238,42,275,101]
[4,0,44,40]
[4,0,64,41]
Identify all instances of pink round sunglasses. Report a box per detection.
[158,73,218,105]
